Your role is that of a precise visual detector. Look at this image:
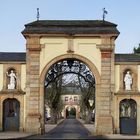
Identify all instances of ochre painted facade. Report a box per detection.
[40,38,101,74]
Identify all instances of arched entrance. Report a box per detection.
[3,98,20,131]
[40,54,100,132]
[44,58,96,124]
[66,106,76,119]
[120,99,137,134]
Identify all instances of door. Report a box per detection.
[3,98,20,131]
[120,99,137,134]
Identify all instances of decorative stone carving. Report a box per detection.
[67,38,74,53]
[124,71,132,91]
[6,70,17,89]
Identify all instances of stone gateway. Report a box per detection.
[0,20,140,135]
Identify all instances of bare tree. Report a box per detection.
[46,80,64,123]
[78,75,95,123]
[45,74,64,124]
[45,60,95,124]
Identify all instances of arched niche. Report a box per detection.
[6,68,17,90]
[120,65,138,92]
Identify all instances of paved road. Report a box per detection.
[25,119,106,139]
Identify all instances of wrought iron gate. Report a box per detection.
[120,99,137,134]
[3,98,20,131]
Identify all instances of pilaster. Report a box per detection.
[25,36,42,134]
[96,38,115,134]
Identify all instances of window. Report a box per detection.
[65,97,68,102]
[74,96,77,102]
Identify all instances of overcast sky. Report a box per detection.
[0,0,140,53]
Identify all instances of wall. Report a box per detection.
[114,63,140,134]
[114,65,120,93]
[0,63,25,132]
[40,37,101,75]
[21,64,26,91]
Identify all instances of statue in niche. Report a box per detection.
[124,71,132,90]
[6,70,17,89]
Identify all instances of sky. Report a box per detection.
[0,0,140,53]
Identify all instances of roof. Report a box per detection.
[0,52,26,62]
[22,20,120,36]
[115,54,140,62]
[0,53,139,63]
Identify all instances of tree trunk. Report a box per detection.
[85,110,92,124]
[50,109,57,124]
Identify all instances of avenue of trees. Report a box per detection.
[45,60,95,124]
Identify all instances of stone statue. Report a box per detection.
[6,70,17,89]
[124,71,132,90]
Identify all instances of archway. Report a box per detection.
[66,106,76,119]
[120,99,137,134]
[3,98,20,131]
[44,58,96,124]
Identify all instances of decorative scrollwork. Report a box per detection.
[120,99,136,118]
[45,59,95,87]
